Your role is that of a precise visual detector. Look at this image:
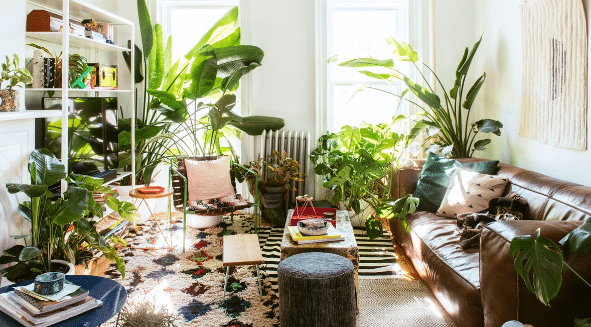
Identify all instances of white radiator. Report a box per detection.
[257,130,312,203]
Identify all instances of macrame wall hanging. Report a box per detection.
[520,0,588,149]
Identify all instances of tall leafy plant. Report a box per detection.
[1,149,136,282]
[121,2,279,185]
[337,37,503,158]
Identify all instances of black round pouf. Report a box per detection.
[278,252,356,327]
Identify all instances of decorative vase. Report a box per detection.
[30,49,46,88]
[0,89,20,112]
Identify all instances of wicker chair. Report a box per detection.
[170,156,260,252]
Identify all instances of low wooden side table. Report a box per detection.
[129,188,175,250]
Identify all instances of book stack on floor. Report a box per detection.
[0,282,102,326]
[288,225,345,244]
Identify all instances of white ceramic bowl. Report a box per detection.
[297,219,329,235]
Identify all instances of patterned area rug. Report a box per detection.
[102,215,455,327]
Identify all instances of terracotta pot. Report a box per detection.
[0,89,20,112]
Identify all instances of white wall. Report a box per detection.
[474,0,591,187]
[247,0,317,138]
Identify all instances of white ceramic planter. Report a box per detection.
[51,259,75,275]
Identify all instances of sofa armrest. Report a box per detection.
[390,159,425,199]
[480,220,589,327]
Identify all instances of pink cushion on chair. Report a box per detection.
[185,156,235,201]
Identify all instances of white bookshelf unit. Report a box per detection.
[22,0,136,189]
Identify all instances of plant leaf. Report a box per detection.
[185,6,239,58]
[463,73,486,110]
[404,77,442,110]
[338,58,394,68]
[6,184,48,198]
[390,39,419,62]
[19,247,42,261]
[458,36,482,75]
[510,229,563,306]
[29,148,66,186]
[473,139,491,151]
[365,216,384,240]
[137,0,153,58]
[450,48,469,100]
[228,116,285,135]
[339,126,361,149]
[474,119,503,136]
[574,317,591,327]
[123,42,144,84]
[52,187,89,225]
[559,217,591,254]
[4,245,24,257]
[148,24,164,90]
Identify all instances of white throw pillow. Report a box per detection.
[185,156,235,201]
[437,169,509,218]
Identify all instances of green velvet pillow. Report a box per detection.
[413,153,499,212]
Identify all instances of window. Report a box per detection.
[157,0,243,157]
[316,0,413,133]
[158,0,239,60]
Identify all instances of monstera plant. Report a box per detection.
[120,1,283,185]
[1,149,136,282]
[510,219,591,326]
[337,37,502,158]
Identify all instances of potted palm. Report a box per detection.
[0,149,136,283]
[236,151,305,226]
[0,54,32,112]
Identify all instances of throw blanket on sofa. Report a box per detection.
[456,193,528,249]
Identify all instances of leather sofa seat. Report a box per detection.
[390,160,591,327]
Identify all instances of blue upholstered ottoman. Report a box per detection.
[278,252,356,327]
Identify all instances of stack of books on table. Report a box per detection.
[0,282,102,327]
[288,225,345,244]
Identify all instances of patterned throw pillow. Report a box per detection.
[437,169,509,218]
[413,153,500,212]
[185,156,235,201]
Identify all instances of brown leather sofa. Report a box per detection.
[389,159,591,327]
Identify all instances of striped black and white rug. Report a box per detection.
[257,225,456,327]
[257,227,402,292]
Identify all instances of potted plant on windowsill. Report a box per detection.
[0,54,32,112]
[0,149,137,283]
[236,150,305,227]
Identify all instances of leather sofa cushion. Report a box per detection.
[406,212,480,289]
[393,212,484,327]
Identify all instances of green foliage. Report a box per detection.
[311,118,420,238]
[510,229,564,306]
[559,218,591,253]
[337,37,502,158]
[1,149,137,282]
[124,2,271,185]
[0,54,33,90]
[575,318,591,327]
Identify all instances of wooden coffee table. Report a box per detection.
[280,209,359,305]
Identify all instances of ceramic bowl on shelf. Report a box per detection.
[297,219,329,236]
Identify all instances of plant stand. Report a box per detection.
[129,188,174,250]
